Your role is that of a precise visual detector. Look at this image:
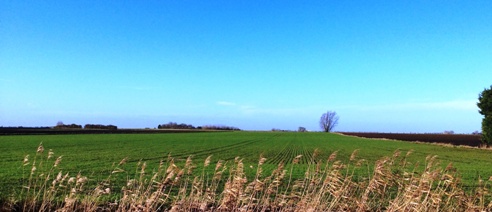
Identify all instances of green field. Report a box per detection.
[1,131,491,201]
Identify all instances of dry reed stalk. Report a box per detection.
[241,155,267,211]
[218,157,247,211]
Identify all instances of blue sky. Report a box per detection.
[1,1,491,133]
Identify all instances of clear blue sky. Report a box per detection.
[1,1,491,133]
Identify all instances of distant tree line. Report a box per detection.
[54,123,82,129]
[84,124,118,130]
[158,122,195,129]
[53,122,117,130]
[271,128,294,132]
[201,125,240,131]
[158,122,240,131]
[0,126,51,129]
[270,127,307,132]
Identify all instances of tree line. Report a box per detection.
[157,122,240,131]
[84,124,117,130]
[54,122,117,130]
[157,122,195,129]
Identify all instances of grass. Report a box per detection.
[1,131,492,210]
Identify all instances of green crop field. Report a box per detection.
[1,131,492,210]
[1,132,491,189]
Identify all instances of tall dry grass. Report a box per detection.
[3,143,492,211]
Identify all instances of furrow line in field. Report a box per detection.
[293,148,303,164]
[298,148,309,164]
[154,133,284,162]
[278,146,289,164]
[302,148,313,164]
[299,148,307,164]
[284,146,297,164]
[178,140,262,159]
[301,144,314,164]
[268,142,291,165]
[194,133,287,163]
[189,140,261,157]
[137,138,262,162]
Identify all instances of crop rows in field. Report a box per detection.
[151,138,264,162]
[264,138,317,165]
[340,132,482,147]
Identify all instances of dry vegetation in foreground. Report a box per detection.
[3,143,492,211]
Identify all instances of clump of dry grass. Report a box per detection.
[3,143,492,211]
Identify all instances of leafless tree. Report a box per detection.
[319,111,339,132]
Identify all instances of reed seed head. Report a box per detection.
[119,157,128,166]
[56,171,63,181]
[215,160,223,172]
[77,176,88,185]
[140,162,147,174]
[68,177,75,184]
[37,143,44,153]
[204,155,212,167]
[48,149,54,159]
[406,149,414,157]
[350,149,359,161]
[258,157,267,166]
[393,149,401,158]
[23,155,29,166]
[328,151,338,162]
[54,156,62,167]
[293,155,302,164]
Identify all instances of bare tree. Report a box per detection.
[320,111,339,132]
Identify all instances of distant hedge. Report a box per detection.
[340,132,482,147]
[158,122,240,131]
[54,124,82,129]
[84,124,117,130]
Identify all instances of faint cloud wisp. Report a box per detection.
[216,101,237,106]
